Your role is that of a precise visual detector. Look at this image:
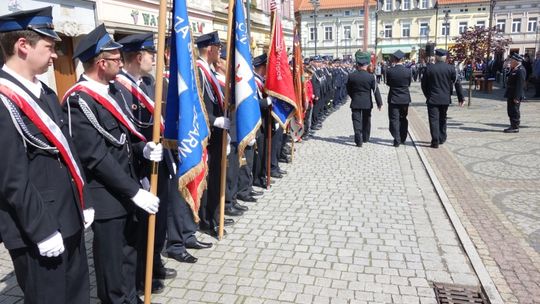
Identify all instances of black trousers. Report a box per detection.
[271,125,283,173]
[506,98,521,128]
[302,105,313,135]
[9,231,89,304]
[199,131,223,229]
[226,143,240,204]
[351,108,372,145]
[166,176,197,255]
[427,104,449,145]
[237,145,255,198]
[93,215,138,304]
[136,161,170,287]
[388,104,409,143]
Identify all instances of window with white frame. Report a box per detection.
[309,27,316,41]
[402,23,410,37]
[419,22,429,36]
[344,25,351,39]
[420,0,428,9]
[442,22,450,35]
[384,24,393,37]
[459,21,468,34]
[325,26,333,40]
[344,10,351,16]
[402,0,411,10]
[496,19,506,32]
[528,17,537,32]
[476,20,486,28]
[512,18,521,33]
[358,24,364,38]
[359,8,364,15]
[384,0,392,11]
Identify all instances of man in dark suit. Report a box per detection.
[386,50,412,147]
[64,24,162,304]
[421,49,464,148]
[503,53,526,133]
[347,51,383,147]
[0,7,90,304]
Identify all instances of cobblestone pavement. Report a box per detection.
[406,82,540,304]
[1,84,491,304]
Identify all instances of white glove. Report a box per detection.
[83,208,95,230]
[274,122,280,130]
[143,142,163,162]
[131,189,160,214]
[226,133,231,155]
[266,97,272,106]
[214,117,230,129]
[248,138,256,146]
[140,177,150,191]
[37,231,64,257]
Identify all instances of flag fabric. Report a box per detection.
[265,1,297,128]
[229,0,262,163]
[164,0,210,222]
[292,25,304,125]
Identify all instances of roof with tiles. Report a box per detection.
[436,0,489,4]
[296,0,377,12]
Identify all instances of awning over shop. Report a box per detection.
[380,46,413,54]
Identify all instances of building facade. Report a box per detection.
[494,0,540,56]
[296,0,377,60]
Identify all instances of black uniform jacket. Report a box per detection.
[64,76,144,220]
[504,65,526,100]
[347,69,383,110]
[386,64,412,105]
[0,70,84,249]
[421,62,464,105]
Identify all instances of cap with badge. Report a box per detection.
[195,31,222,48]
[392,50,405,61]
[434,49,448,57]
[73,24,122,62]
[118,33,155,53]
[355,50,371,65]
[0,6,60,41]
[253,53,268,67]
[510,53,524,62]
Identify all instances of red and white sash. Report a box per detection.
[196,60,224,109]
[115,73,165,133]
[63,81,147,142]
[0,79,85,209]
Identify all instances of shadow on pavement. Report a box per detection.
[311,135,357,147]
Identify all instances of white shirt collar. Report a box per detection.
[122,69,141,84]
[82,74,110,94]
[2,65,43,97]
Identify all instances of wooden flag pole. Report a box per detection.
[218,0,236,240]
[144,0,168,302]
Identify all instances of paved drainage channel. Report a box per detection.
[433,282,490,304]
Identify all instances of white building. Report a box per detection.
[494,0,540,56]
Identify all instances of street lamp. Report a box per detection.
[335,18,341,59]
[444,11,450,50]
[309,0,320,56]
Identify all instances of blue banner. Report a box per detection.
[232,0,261,161]
[164,0,209,213]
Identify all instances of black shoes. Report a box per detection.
[393,140,400,147]
[232,201,249,211]
[224,218,235,226]
[153,267,177,280]
[249,190,264,197]
[185,240,213,250]
[225,205,244,216]
[169,251,198,263]
[278,169,287,175]
[238,195,257,202]
[137,279,164,295]
[430,143,439,148]
[270,171,283,178]
[503,127,519,133]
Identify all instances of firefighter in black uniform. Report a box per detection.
[0,7,90,304]
[385,50,412,147]
[503,53,526,133]
[346,51,383,147]
[421,49,464,148]
[64,24,162,304]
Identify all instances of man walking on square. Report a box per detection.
[385,50,412,147]
[421,49,464,148]
[503,53,526,133]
